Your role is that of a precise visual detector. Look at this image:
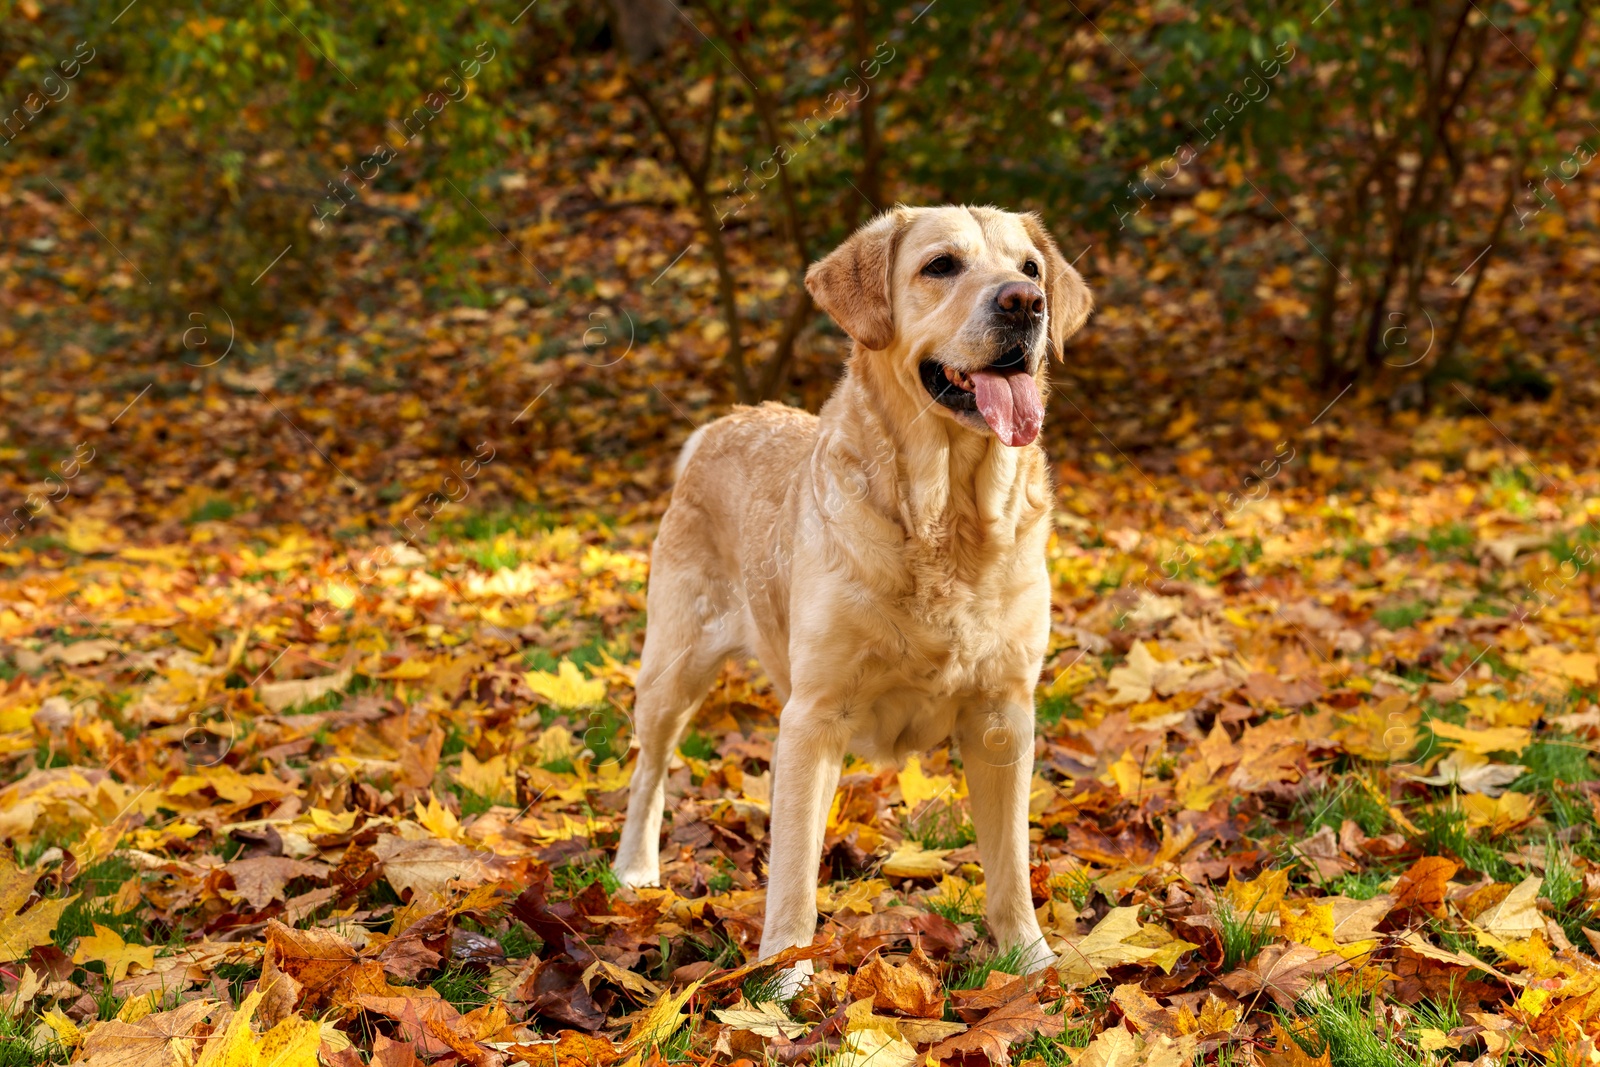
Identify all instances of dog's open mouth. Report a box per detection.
[918,346,1042,447]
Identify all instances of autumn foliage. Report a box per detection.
[5,0,1600,1065]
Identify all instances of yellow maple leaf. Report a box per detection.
[818,878,891,915]
[926,873,985,915]
[41,1007,82,1049]
[1516,645,1599,685]
[1334,695,1418,761]
[0,856,76,964]
[626,978,703,1051]
[456,751,513,801]
[379,657,436,679]
[1459,792,1536,834]
[73,923,156,983]
[1428,720,1532,756]
[524,659,606,708]
[1277,901,1375,961]
[1058,907,1197,987]
[1222,867,1289,920]
[897,755,960,810]
[194,985,321,1067]
[879,841,953,879]
[414,793,464,841]
[1460,696,1542,728]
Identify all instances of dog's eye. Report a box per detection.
[921,255,960,278]
[1022,260,1040,278]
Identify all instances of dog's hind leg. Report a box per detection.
[612,571,733,889]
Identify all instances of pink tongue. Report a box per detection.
[970,370,1043,447]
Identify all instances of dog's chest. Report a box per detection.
[880,536,1048,693]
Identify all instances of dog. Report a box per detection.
[612,205,1093,990]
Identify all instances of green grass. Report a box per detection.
[213,961,259,1006]
[1426,522,1476,557]
[1413,805,1515,881]
[677,729,717,762]
[926,880,985,928]
[1513,737,1595,820]
[1296,782,1392,838]
[493,919,541,960]
[906,801,977,851]
[464,537,520,572]
[1326,868,1390,900]
[453,785,501,817]
[1011,1014,1093,1063]
[1283,986,1406,1067]
[523,633,620,678]
[1217,897,1275,972]
[1373,601,1430,630]
[1058,867,1097,911]
[948,943,1033,991]
[280,672,373,716]
[1036,692,1082,728]
[1539,842,1596,946]
[739,965,794,1006]
[552,856,620,898]
[53,856,143,951]
[186,498,237,524]
[0,1008,67,1066]
[432,963,492,1012]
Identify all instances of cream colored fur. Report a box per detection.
[612,205,1093,992]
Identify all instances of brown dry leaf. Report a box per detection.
[1111,982,1182,1036]
[1258,1019,1331,1067]
[1393,856,1460,918]
[506,1030,624,1066]
[372,835,502,899]
[1475,876,1544,940]
[846,947,946,1018]
[926,988,1064,1065]
[225,857,328,910]
[1058,907,1197,986]
[1217,943,1342,1009]
[78,999,219,1067]
[261,920,392,1015]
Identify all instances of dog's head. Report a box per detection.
[806,205,1092,447]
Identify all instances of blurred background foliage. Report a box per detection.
[2,0,1596,408]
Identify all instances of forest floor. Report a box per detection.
[5,108,1600,1067]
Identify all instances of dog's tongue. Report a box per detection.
[970,370,1042,447]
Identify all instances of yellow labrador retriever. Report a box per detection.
[613,205,1092,989]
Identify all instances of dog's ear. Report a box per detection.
[805,209,908,352]
[1020,213,1093,361]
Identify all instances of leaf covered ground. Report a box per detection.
[7,52,1600,1067]
[4,389,1600,1066]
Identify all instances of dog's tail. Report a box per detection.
[672,425,710,483]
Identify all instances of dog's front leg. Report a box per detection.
[757,707,848,996]
[959,699,1055,974]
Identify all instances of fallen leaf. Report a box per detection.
[846,947,945,1018]
[1217,943,1341,1009]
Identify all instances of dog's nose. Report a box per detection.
[993,281,1044,318]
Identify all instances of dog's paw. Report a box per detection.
[611,863,661,890]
